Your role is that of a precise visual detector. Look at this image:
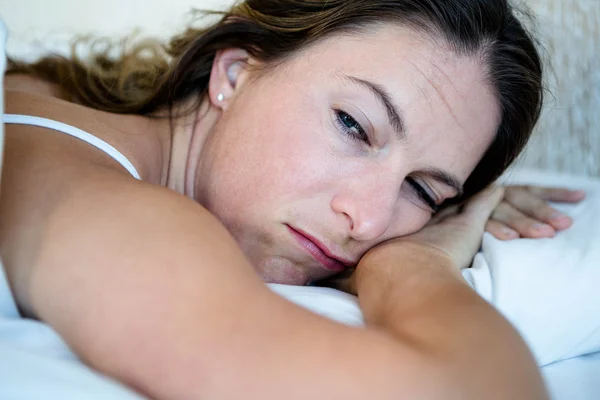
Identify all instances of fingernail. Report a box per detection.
[549,212,565,221]
[502,227,518,238]
[533,223,553,231]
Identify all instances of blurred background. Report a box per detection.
[1,0,598,177]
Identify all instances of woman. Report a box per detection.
[0,0,584,398]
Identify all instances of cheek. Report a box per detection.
[388,205,432,238]
[196,101,335,227]
[378,186,435,240]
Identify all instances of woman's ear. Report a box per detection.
[208,48,250,110]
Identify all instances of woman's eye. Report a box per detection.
[406,177,439,213]
[334,109,370,145]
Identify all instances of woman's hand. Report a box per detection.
[329,185,506,294]
[485,185,585,240]
[376,185,506,271]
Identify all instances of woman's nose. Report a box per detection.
[330,175,398,242]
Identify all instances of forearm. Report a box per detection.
[357,245,548,399]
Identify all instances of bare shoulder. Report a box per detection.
[4,89,164,180]
[0,167,300,396]
[4,73,78,102]
[2,167,260,317]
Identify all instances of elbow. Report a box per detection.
[401,344,549,400]
[374,328,549,400]
[382,354,548,400]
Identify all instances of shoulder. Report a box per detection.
[6,168,257,317]
[0,170,298,398]
[4,73,78,102]
[3,89,163,182]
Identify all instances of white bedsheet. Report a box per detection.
[543,353,600,400]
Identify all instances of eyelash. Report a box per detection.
[406,177,439,212]
[334,109,371,145]
[334,109,438,213]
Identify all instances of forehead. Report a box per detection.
[280,24,501,180]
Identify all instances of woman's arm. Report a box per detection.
[357,246,544,397]
[8,170,546,399]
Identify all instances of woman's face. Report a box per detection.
[194,24,501,285]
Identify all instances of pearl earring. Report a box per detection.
[217,93,225,102]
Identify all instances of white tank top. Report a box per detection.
[2,114,141,180]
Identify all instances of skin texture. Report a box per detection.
[187,26,501,284]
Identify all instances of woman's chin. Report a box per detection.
[255,257,312,286]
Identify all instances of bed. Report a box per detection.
[1,1,599,398]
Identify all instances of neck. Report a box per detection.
[157,96,220,200]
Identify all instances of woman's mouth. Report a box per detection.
[286,225,351,273]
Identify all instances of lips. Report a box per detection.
[286,225,353,273]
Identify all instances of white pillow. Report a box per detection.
[471,169,600,366]
[270,168,600,368]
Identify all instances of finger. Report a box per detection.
[428,203,461,225]
[462,185,506,224]
[491,202,556,238]
[504,187,573,231]
[524,185,586,203]
[485,220,520,240]
[432,185,505,226]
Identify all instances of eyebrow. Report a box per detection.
[343,74,406,140]
[342,74,463,197]
[423,167,464,197]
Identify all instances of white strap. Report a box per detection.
[2,114,141,180]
